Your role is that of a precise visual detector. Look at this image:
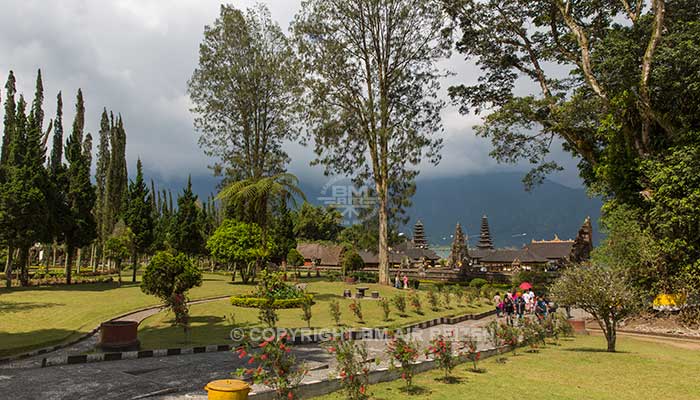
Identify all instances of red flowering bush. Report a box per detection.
[424,333,455,378]
[349,300,364,323]
[386,335,420,388]
[167,292,190,335]
[460,335,482,372]
[235,331,307,400]
[408,291,423,315]
[325,336,371,400]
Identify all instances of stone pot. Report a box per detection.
[99,320,140,351]
[567,319,587,335]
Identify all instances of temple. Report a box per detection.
[476,215,494,249]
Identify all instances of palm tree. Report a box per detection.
[216,172,306,241]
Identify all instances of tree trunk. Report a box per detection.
[131,251,138,283]
[116,259,122,287]
[18,246,30,287]
[52,242,57,268]
[4,245,14,288]
[65,245,73,285]
[377,183,389,285]
[76,248,82,275]
[91,244,97,273]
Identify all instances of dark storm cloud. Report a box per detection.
[0,0,581,189]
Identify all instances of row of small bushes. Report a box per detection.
[230,294,314,309]
[6,276,114,287]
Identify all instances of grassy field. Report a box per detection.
[314,335,700,400]
[137,281,492,349]
[0,273,238,356]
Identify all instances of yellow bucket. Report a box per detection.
[204,379,251,400]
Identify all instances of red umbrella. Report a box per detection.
[519,281,533,290]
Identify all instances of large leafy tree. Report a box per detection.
[207,219,267,284]
[293,202,343,242]
[125,159,154,282]
[443,0,700,288]
[293,0,447,284]
[188,4,302,182]
[217,172,305,244]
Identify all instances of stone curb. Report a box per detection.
[35,309,496,368]
[0,294,232,365]
[248,344,509,399]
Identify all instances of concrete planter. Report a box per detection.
[567,319,587,335]
[99,320,140,351]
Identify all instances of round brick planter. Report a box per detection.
[568,319,587,334]
[99,320,140,351]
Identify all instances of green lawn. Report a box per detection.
[0,273,238,356]
[137,282,492,349]
[315,335,700,400]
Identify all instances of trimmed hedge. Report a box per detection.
[230,294,314,309]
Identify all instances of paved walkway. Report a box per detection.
[0,317,495,400]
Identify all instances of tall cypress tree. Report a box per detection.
[49,92,63,174]
[1,71,16,166]
[125,158,153,282]
[103,113,127,241]
[172,176,204,256]
[47,92,68,272]
[63,89,96,284]
[95,109,110,266]
[0,95,49,286]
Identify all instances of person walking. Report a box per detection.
[504,294,515,326]
[516,295,526,321]
[535,296,547,321]
[402,274,409,289]
[394,273,401,289]
[493,292,502,317]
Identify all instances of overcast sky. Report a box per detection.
[0,0,583,190]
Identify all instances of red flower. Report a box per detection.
[360,385,366,394]
[248,357,255,365]
[260,354,268,361]
[287,391,294,400]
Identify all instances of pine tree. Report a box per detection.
[172,176,204,256]
[46,92,68,273]
[63,89,97,284]
[125,158,154,282]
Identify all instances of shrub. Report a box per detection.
[521,317,546,351]
[349,300,363,323]
[469,278,488,289]
[235,332,307,400]
[379,298,391,321]
[461,335,481,372]
[453,286,464,307]
[255,270,304,300]
[325,337,371,400]
[301,297,313,328]
[141,251,202,335]
[329,300,342,326]
[387,336,420,389]
[408,291,423,315]
[426,290,439,311]
[425,334,455,378]
[342,249,365,276]
[392,293,407,316]
[230,295,313,309]
[441,290,452,308]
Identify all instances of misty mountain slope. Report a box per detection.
[155,171,601,249]
[407,173,601,248]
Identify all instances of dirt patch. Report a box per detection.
[618,312,700,338]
